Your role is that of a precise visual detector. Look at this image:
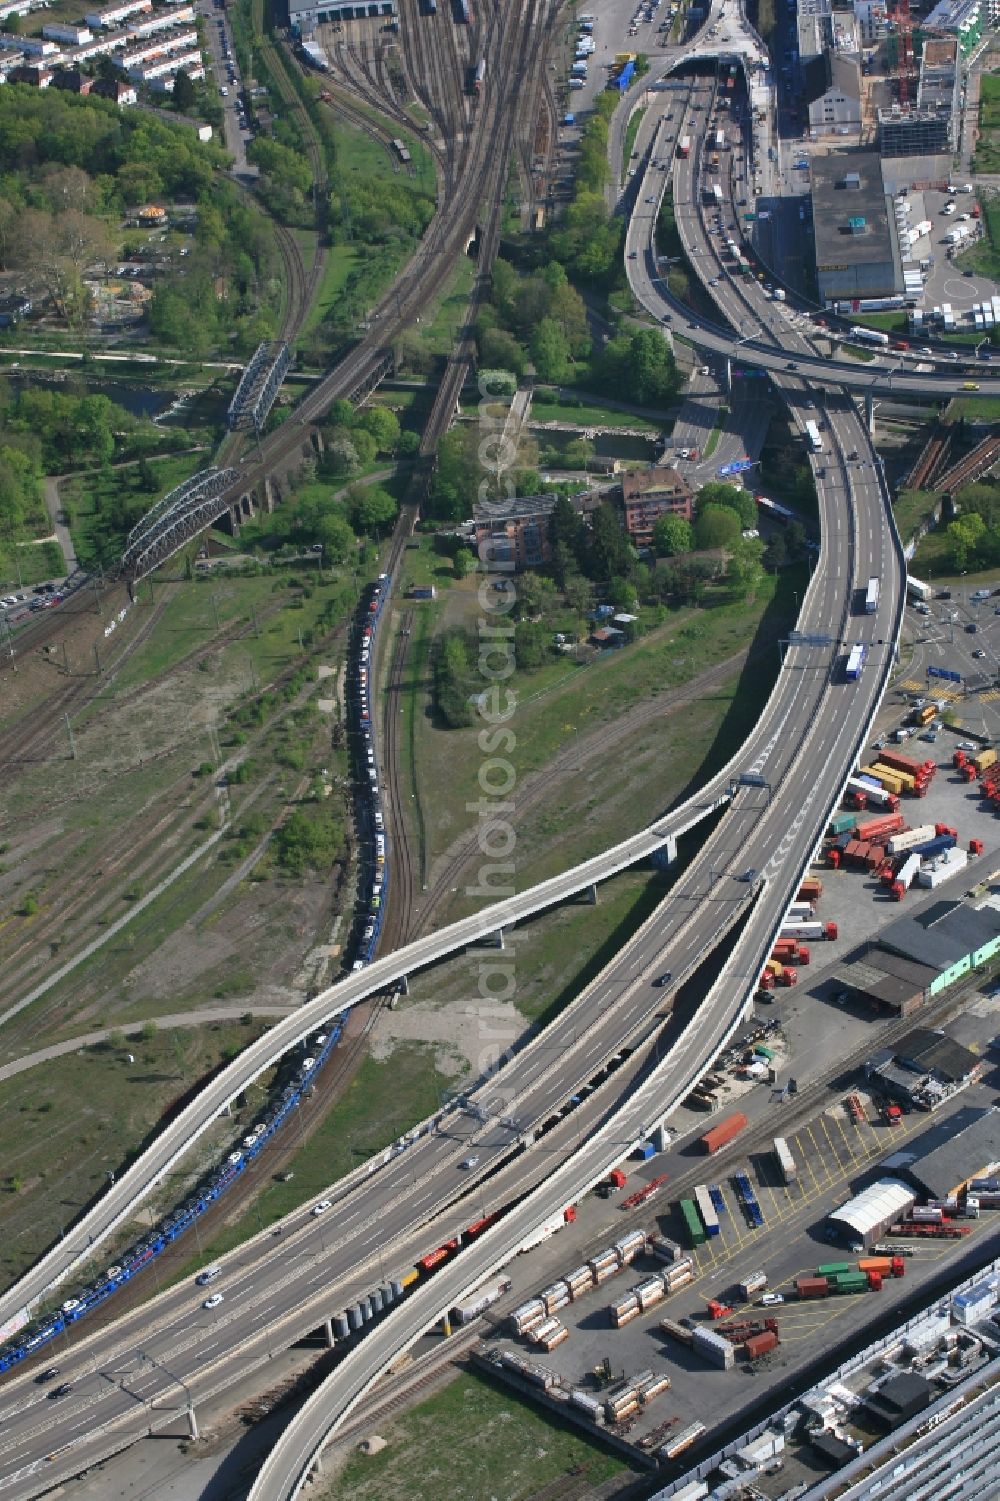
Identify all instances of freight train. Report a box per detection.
[0,1021,347,1375]
[351,573,392,971]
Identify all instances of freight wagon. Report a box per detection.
[773,1137,796,1184]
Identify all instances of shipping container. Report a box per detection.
[857,1257,891,1274]
[856,812,905,842]
[693,1326,735,1368]
[796,1276,828,1298]
[774,1137,796,1184]
[879,749,935,779]
[799,878,823,900]
[680,1198,707,1246]
[700,1112,748,1154]
[452,1275,512,1324]
[660,1316,694,1346]
[887,824,937,855]
[694,1184,721,1236]
[738,1270,768,1299]
[745,1329,779,1359]
[816,1262,851,1277]
[780,919,838,941]
[830,1272,869,1293]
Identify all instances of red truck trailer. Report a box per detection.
[700,1112,748,1154]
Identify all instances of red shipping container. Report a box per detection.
[799,879,823,899]
[700,1112,748,1154]
[856,813,905,842]
[745,1330,779,1359]
[879,750,934,779]
[796,1277,828,1298]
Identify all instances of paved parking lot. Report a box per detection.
[483,1071,1000,1455]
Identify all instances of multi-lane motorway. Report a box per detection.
[0,12,919,1501]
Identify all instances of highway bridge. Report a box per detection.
[0,8,918,1499]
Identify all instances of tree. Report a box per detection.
[11,206,114,324]
[479,326,526,378]
[324,432,360,477]
[171,69,197,114]
[530,318,570,383]
[695,481,755,528]
[652,514,694,556]
[514,619,547,669]
[314,511,356,562]
[563,436,594,471]
[453,546,475,579]
[347,484,396,536]
[516,572,558,618]
[355,405,400,455]
[726,539,765,601]
[588,501,633,582]
[762,531,787,570]
[694,502,741,551]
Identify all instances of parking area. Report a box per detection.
[900,587,1000,742]
[481,1063,1000,1461]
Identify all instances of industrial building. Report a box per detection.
[620,466,693,546]
[810,152,903,305]
[864,1025,980,1111]
[863,1371,933,1429]
[831,947,935,1016]
[806,52,862,138]
[826,1177,917,1247]
[877,36,960,158]
[288,0,395,34]
[878,898,1000,994]
[882,1105,1000,1200]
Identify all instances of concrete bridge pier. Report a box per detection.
[186,1406,199,1442]
[323,1318,335,1348]
[865,390,875,434]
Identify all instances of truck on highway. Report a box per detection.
[864,576,880,614]
[677,135,691,158]
[906,576,932,603]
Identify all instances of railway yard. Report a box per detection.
[5,0,1000,1498]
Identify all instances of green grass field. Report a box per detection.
[529,391,661,429]
[321,1370,629,1501]
[0,1020,268,1292]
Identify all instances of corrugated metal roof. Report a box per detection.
[828,1178,916,1237]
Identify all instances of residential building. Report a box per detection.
[85,0,153,28]
[473,492,599,571]
[619,465,693,546]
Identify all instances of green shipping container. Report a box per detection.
[830,1273,868,1293]
[829,812,857,836]
[680,1198,706,1247]
[752,1044,775,1061]
[816,1262,851,1277]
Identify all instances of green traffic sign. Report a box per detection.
[744,213,756,222]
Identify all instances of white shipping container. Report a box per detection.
[739,1269,768,1298]
[887,824,937,855]
[693,1327,735,1368]
[894,852,921,892]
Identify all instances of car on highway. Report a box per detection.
[963,381,981,391]
[196,1267,222,1286]
[202,1293,224,1310]
[973,649,987,659]
[460,1155,480,1169]
[48,1383,73,1399]
[966,623,978,633]
[312,1199,333,1216]
[35,1367,60,1384]
[655,972,673,987]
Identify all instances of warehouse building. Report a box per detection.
[882,1105,1000,1201]
[810,152,903,305]
[826,1177,916,1247]
[288,0,395,33]
[878,899,1000,995]
[830,948,934,1016]
[864,1026,980,1110]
